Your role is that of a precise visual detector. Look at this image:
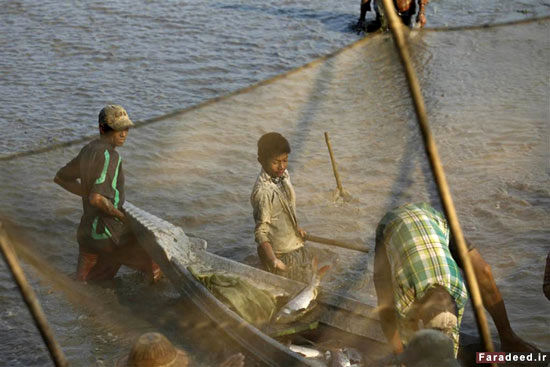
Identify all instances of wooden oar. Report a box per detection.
[305,233,369,253]
[324,132,351,202]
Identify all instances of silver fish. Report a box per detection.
[289,344,322,358]
[274,258,330,324]
[328,349,351,367]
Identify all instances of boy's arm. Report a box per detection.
[258,241,286,271]
[88,192,126,222]
[54,155,84,197]
[54,175,84,197]
[373,239,404,354]
[253,191,286,271]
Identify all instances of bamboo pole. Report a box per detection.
[305,234,369,253]
[324,132,351,201]
[379,0,496,359]
[0,222,69,367]
[324,132,344,194]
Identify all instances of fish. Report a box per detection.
[327,348,363,367]
[289,344,322,358]
[273,257,330,324]
[328,349,351,367]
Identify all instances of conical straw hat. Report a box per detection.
[116,332,189,367]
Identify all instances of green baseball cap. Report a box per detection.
[99,105,134,131]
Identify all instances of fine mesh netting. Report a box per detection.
[1,19,549,366]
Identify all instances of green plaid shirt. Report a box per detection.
[377,203,468,355]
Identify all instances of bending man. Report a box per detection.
[374,202,539,356]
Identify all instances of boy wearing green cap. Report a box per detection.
[54,105,161,282]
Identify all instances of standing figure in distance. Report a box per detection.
[357,0,430,32]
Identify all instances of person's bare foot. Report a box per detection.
[501,331,540,353]
[416,12,426,28]
[149,262,163,284]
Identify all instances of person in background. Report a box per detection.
[115,332,245,367]
[250,132,311,282]
[54,105,161,283]
[357,0,430,32]
[373,203,539,358]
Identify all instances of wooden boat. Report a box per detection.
[124,202,388,366]
[125,202,487,366]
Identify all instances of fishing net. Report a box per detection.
[1,18,549,366]
[189,266,278,326]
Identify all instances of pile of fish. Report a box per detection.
[288,345,363,367]
[273,258,330,324]
[271,259,364,366]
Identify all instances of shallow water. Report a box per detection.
[0,1,549,366]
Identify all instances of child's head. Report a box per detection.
[257,132,291,178]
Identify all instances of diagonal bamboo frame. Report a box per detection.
[379,0,497,363]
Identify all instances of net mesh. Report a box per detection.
[1,19,549,365]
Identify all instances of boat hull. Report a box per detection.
[123,202,485,366]
[124,202,386,366]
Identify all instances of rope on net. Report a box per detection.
[0,15,548,163]
[425,15,550,32]
[379,0,497,364]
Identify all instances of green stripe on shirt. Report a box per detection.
[94,150,110,184]
[91,216,112,240]
[112,155,122,208]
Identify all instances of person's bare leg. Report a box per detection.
[357,0,371,28]
[395,0,413,13]
[469,249,539,352]
[76,251,98,281]
[113,236,162,283]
